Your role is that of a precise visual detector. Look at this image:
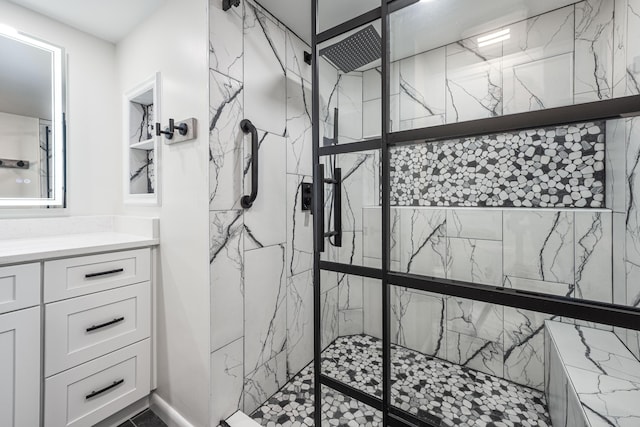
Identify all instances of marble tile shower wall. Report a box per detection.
[208,0,335,423]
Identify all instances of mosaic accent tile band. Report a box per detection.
[252,334,551,427]
[390,121,606,208]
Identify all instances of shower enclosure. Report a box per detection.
[299,0,640,426]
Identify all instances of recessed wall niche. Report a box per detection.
[123,73,160,205]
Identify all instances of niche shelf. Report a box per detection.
[123,73,161,205]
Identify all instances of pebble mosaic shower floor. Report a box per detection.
[251,335,551,427]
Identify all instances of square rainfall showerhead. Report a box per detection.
[319,25,381,73]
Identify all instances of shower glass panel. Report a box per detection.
[385,116,636,307]
[320,269,382,398]
[318,0,380,34]
[388,0,636,133]
[320,149,381,269]
[312,0,640,426]
[318,21,382,145]
[386,285,640,427]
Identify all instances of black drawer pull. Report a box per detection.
[85,379,124,400]
[86,317,125,332]
[85,268,124,279]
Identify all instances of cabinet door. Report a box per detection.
[0,307,41,427]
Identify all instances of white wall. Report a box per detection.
[0,0,120,216]
[116,0,211,425]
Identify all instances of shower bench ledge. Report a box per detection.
[545,320,640,427]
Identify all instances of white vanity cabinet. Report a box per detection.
[0,307,41,427]
[43,248,153,427]
[0,263,41,427]
[0,245,155,427]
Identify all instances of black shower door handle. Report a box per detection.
[317,164,342,253]
[241,119,259,209]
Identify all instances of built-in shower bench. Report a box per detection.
[545,320,640,427]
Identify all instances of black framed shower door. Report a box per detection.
[310,0,640,425]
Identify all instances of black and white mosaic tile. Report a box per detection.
[251,335,551,427]
[390,121,606,208]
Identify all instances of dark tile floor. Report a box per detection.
[117,409,167,427]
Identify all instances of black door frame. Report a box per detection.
[311,1,640,425]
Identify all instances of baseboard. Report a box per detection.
[150,392,196,427]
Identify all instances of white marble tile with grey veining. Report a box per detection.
[209,0,244,82]
[285,30,311,83]
[627,261,640,310]
[398,208,447,278]
[574,0,615,101]
[245,244,287,372]
[392,287,447,359]
[321,287,339,349]
[446,330,504,377]
[626,118,640,265]
[338,272,363,311]
[503,277,568,390]
[447,297,504,342]
[547,320,640,383]
[363,257,383,340]
[287,270,313,378]
[286,175,313,277]
[337,74,363,142]
[607,119,627,213]
[574,211,612,303]
[129,149,152,194]
[546,329,570,427]
[210,70,244,211]
[613,0,629,98]
[244,1,287,136]
[320,58,339,142]
[210,338,244,425]
[286,76,313,176]
[447,238,503,286]
[244,351,287,415]
[399,47,446,128]
[339,309,364,336]
[445,34,503,124]
[243,132,286,250]
[627,0,640,95]
[210,210,244,352]
[446,209,502,241]
[339,152,377,233]
[362,99,381,139]
[503,210,574,285]
[568,365,640,427]
[363,207,400,262]
[502,6,575,114]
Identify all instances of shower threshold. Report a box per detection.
[251,335,551,427]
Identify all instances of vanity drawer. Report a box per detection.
[44,339,150,427]
[0,263,40,315]
[44,248,150,302]
[45,282,150,376]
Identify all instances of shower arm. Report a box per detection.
[241,119,259,209]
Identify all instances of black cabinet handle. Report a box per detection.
[86,317,125,332]
[240,119,259,209]
[85,379,124,400]
[84,268,124,279]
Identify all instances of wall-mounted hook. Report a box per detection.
[174,121,188,136]
[223,0,240,11]
[157,118,198,145]
[156,119,175,140]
